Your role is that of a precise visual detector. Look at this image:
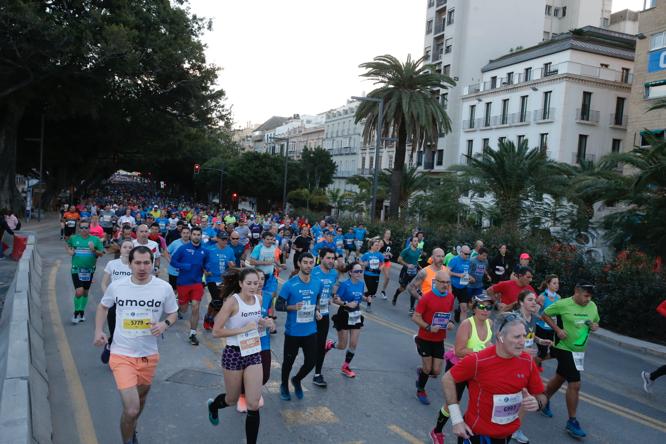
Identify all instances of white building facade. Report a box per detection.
[459,27,635,165]
[423,0,613,169]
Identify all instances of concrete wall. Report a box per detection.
[0,234,52,444]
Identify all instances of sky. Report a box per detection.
[188,0,645,128]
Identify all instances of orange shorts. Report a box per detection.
[177,283,204,305]
[109,353,160,390]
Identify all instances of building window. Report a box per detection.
[554,7,560,17]
[602,17,609,27]
[447,8,455,25]
[428,0,434,7]
[417,151,423,166]
[650,31,666,50]
[519,95,528,122]
[491,76,497,89]
[646,0,657,8]
[468,105,476,129]
[576,135,588,163]
[517,135,526,145]
[542,91,552,119]
[621,68,631,83]
[466,140,473,162]
[484,102,492,127]
[498,136,506,144]
[544,62,557,76]
[388,155,393,168]
[482,138,490,149]
[600,63,609,69]
[580,91,592,120]
[501,99,509,125]
[426,20,433,34]
[506,72,514,85]
[612,139,622,154]
[361,157,366,170]
[562,6,567,16]
[640,129,664,147]
[543,31,551,41]
[445,38,453,53]
[539,133,548,152]
[645,80,666,99]
[614,97,625,126]
[545,5,552,15]
[443,64,451,76]
[524,67,532,81]
[441,93,448,110]
[436,149,444,166]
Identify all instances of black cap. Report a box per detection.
[576,281,596,295]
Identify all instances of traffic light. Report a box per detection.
[232,192,238,200]
[194,163,201,175]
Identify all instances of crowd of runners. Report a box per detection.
[54,184,665,444]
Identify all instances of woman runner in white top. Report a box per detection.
[99,239,134,364]
[207,268,274,444]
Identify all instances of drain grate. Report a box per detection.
[166,368,223,388]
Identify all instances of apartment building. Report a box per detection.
[459,27,635,165]
[262,114,325,159]
[250,116,289,152]
[608,9,640,34]
[625,0,666,149]
[423,0,612,169]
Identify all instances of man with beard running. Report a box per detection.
[407,248,446,316]
[311,248,339,387]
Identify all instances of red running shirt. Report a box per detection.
[449,345,544,438]
[415,290,454,342]
[488,280,535,306]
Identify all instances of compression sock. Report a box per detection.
[435,406,450,433]
[80,295,88,312]
[410,295,416,310]
[211,393,229,410]
[74,295,82,313]
[393,288,400,300]
[345,349,355,364]
[417,368,429,390]
[246,409,260,444]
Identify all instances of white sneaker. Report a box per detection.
[79,315,86,323]
[641,370,653,393]
[381,291,388,300]
[71,315,79,324]
[512,429,529,444]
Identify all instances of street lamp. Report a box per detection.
[271,135,290,214]
[352,95,384,223]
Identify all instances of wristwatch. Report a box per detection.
[164,319,171,327]
[425,324,431,332]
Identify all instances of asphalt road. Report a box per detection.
[32,223,665,444]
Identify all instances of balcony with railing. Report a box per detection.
[357,167,376,176]
[463,62,634,96]
[534,108,555,122]
[432,48,443,62]
[462,119,478,131]
[434,22,445,35]
[610,113,628,129]
[329,146,358,156]
[576,108,600,125]
[436,0,447,10]
[572,153,597,164]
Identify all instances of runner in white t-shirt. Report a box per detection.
[99,239,134,364]
[94,246,177,444]
[133,224,161,275]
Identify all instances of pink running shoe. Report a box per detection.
[341,363,356,378]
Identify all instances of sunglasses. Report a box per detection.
[434,279,451,285]
[351,270,363,274]
[80,226,90,229]
[476,303,493,311]
[498,312,525,332]
[230,237,240,240]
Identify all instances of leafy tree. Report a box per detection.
[409,172,464,225]
[287,188,328,211]
[355,54,455,219]
[453,139,567,231]
[299,147,337,190]
[345,174,387,219]
[326,188,352,218]
[378,166,430,213]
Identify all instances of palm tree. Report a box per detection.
[345,174,387,218]
[355,54,455,219]
[454,139,567,231]
[378,166,430,213]
[287,188,328,211]
[326,188,351,218]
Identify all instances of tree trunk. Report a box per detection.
[0,100,26,211]
[389,125,408,219]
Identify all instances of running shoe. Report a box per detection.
[391,295,398,306]
[79,314,86,323]
[566,418,587,438]
[365,306,372,313]
[511,429,529,443]
[177,311,183,320]
[291,376,304,399]
[236,394,247,413]
[207,399,219,426]
[381,291,387,300]
[312,375,328,388]
[100,344,111,364]
[325,339,335,352]
[429,429,445,444]
[71,315,79,325]
[341,363,356,378]
[416,390,430,405]
[408,308,415,316]
[189,334,200,346]
[203,316,213,331]
[279,383,291,401]
[540,400,553,418]
[641,370,653,393]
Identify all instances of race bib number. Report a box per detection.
[336,240,343,248]
[348,310,361,326]
[369,258,380,270]
[238,329,261,356]
[78,269,92,282]
[66,220,76,227]
[121,309,152,337]
[354,240,363,249]
[572,352,585,371]
[102,215,112,222]
[252,232,260,239]
[407,266,417,276]
[491,392,522,425]
[318,297,329,315]
[460,272,470,286]
[431,312,451,328]
[297,303,315,323]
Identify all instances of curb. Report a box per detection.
[592,328,666,360]
[0,233,52,444]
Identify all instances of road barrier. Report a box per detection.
[0,233,52,444]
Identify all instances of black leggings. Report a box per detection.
[315,316,330,374]
[364,274,380,296]
[281,333,317,386]
[106,305,116,344]
[261,350,271,385]
[650,365,666,381]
